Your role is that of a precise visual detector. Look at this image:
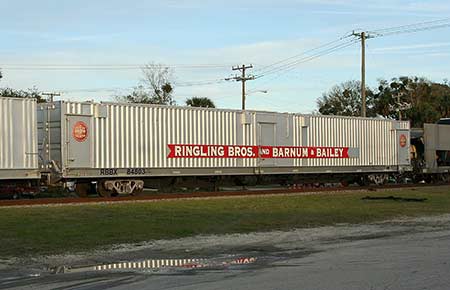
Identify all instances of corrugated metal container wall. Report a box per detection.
[0,98,38,175]
[297,115,406,167]
[62,102,258,169]
[59,101,409,172]
[242,113,257,168]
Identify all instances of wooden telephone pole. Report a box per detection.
[352,31,372,117]
[226,64,255,110]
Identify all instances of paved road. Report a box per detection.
[2,217,450,290]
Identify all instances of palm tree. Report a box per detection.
[185,97,216,108]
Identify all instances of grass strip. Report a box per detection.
[0,186,449,258]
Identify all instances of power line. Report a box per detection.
[255,39,358,79]
[174,78,227,87]
[57,87,133,93]
[53,79,228,93]
[4,18,449,103]
[378,23,450,37]
[248,40,358,99]
[369,18,450,33]
[254,35,352,75]
[254,18,450,83]
[368,18,450,37]
[347,18,450,117]
[0,64,233,71]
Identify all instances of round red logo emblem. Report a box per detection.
[73,121,88,142]
[399,134,407,148]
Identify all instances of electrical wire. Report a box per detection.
[369,18,450,33]
[253,34,352,75]
[374,23,450,37]
[248,40,357,95]
[5,18,449,98]
[255,18,450,82]
[52,78,229,93]
[0,64,232,70]
[255,39,358,79]
[368,18,450,37]
[174,78,227,87]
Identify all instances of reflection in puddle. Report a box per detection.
[54,256,257,274]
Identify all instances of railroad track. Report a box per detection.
[0,183,447,207]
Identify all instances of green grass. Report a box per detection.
[0,186,449,258]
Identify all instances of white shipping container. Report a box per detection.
[39,101,410,179]
[297,115,410,168]
[0,98,39,179]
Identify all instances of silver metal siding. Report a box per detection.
[58,101,409,171]
[0,98,38,171]
[299,115,404,167]
[79,103,243,169]
[243,113,256,167]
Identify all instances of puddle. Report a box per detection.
[47,255,259,275]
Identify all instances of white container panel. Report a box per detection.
[299,115,407,168]
[57,101,409,172]
[0,98,38,173]
[72,103,247,169]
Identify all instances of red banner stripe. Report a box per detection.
[167,145,350,159]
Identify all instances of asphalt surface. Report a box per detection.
[1,216,450,290]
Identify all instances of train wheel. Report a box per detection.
[97,181,114,198]
[75,183,90,198]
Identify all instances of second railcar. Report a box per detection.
[38,101,411,196]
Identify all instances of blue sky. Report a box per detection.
[0,0,449,113]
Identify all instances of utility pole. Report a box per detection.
[361,31,366,117]
[225,64,255,110]
[352,31,372,117]
[42,92,61,102]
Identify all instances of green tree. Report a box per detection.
[317,80,375,117]
[0,71,45,102]
[0,87,46,103]
[375,76,448,127]
[185,97,216,108]
[429,82,450,118]
[317,76,450,127]
[119,85,152,104]
[373,77,418,119]
[118,63,175,105]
